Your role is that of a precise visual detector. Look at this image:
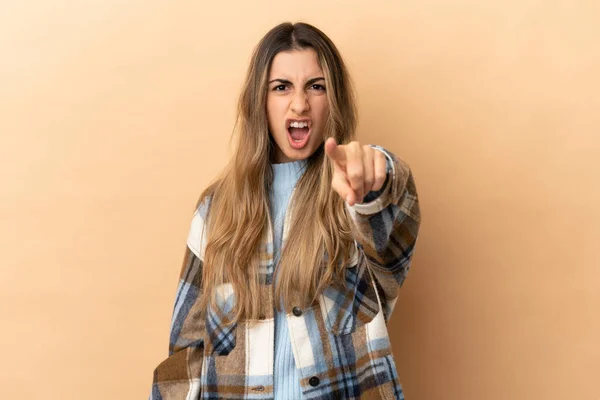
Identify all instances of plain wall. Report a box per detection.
[1,0,598,399]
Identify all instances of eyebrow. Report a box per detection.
[268,77,326,86]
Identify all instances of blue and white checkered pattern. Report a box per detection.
[150,146,420,399]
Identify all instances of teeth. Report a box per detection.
[290,121,308,128]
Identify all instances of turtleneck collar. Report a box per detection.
[270,159,308,195]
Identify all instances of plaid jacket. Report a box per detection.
[150,146,421,400]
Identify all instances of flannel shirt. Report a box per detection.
[150,146,421,400]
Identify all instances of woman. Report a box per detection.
[150,22,420,400]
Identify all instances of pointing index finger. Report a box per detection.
[325,138,347,163]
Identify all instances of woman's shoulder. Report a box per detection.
[193,181,220,216]
[194,195,212,219]
[188,194,214,259]
[186,182,221,258]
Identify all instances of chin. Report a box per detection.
[285,145,318,161]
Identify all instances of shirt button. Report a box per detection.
[292,306,303,317]
[309,376,320,387]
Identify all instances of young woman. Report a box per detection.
[150,22,421,400]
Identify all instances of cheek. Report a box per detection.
[267,98,287,128]
[311,102,329,142]
[313,98,330,123]
[313,101,329,134]
[266,98,275,123]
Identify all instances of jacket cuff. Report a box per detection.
[350,145,395,215]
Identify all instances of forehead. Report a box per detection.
[269,49,323,79]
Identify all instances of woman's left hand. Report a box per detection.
[325,138,388,206]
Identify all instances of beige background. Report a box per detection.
[1,0,599,399]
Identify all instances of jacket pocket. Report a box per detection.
[318,246,381,335]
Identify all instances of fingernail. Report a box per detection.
[346,195,352,204]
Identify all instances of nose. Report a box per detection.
[290,89,310,114]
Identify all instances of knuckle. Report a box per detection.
[347,170,363,181]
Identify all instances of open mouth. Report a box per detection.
[287,120,311,149]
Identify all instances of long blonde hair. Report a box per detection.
[198,22,358,322]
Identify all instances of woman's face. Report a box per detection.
[267,48,329,163]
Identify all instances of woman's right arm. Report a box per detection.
[149,202,209,400]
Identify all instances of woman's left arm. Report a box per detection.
[325,139,421,318]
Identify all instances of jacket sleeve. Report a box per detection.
[150,202,210,400]
[346,145,421,320]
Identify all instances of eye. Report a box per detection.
[310,84,326,91]
[273,84,288,91]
